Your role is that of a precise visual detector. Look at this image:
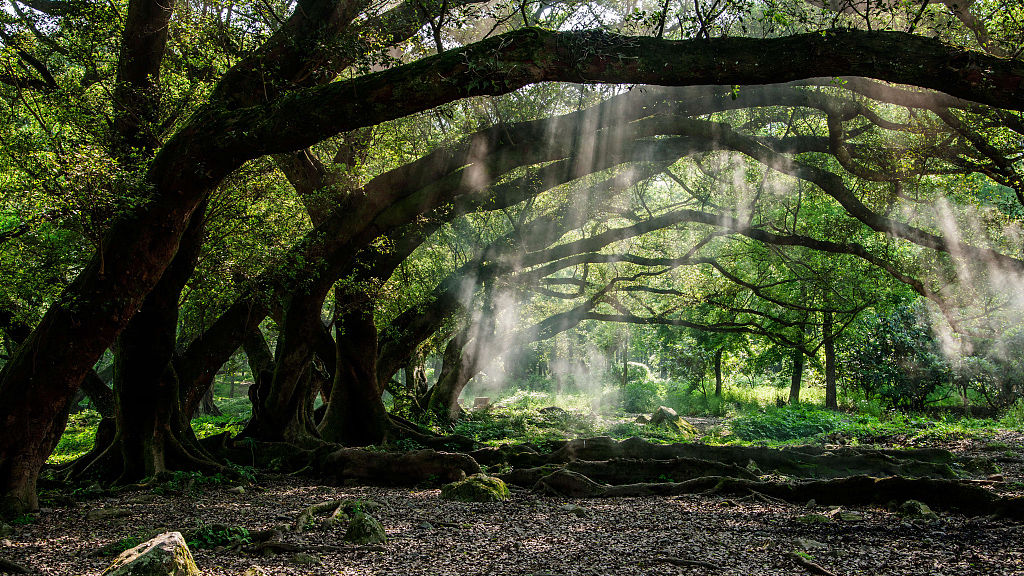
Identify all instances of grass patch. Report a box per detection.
[47,410,102,465]
[731,405,845,442]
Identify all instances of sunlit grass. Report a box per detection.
[47,410,101,465]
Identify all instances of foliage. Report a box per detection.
[46,410,102,465]
[840,305,952,410]
[731,405,845,442]
[1003,399,1024,429]
[621,377,665,413]
[187,525,251,549]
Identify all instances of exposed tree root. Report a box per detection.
[294,499,380,532]
[477,436,971,479]
[319,448,480,486]
[531,470,1024,519]
[0,557,31,574]
[501,457,756,487]
[246,541,386,555]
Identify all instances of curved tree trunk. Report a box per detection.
[72,202,225,484]
[245,289,330,444]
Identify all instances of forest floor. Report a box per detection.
[3,427,1024,576]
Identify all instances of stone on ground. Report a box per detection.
[101,531,199,576]
[440,474,510,502]
[899,500,939,520]
[88,508,132,521]
[344,512,387,544]
[648,406,699,437]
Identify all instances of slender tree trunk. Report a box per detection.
[714,347,724,397]
[789,347,804,406]
[824,310,838,411]
[427,332,472,421]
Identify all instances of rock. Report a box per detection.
[837,511,863,522]
[440,474,510,502]
[344,512,387,545]
[124,494,160,505]
[0,523,13,537]
[634,415,650,424]
[290,553,320,566]
[243,567,270,576]
[794,514,833,524]
[647,406,699,437]
[227,486,245,495]
[101,532,199,576]
[88,508,132,521]
[899,500,939,520]
[795,538,827,550]
[560,504,590,518]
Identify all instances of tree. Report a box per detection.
[2,0,1023,517]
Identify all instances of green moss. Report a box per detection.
[440,474,510,502]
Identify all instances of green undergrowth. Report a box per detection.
[47,409,102,465]
[725,404,1007,446]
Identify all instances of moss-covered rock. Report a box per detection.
[898,499,939,520]
[794,513,833,524]
[648,406,699,437]
[440,474,510,502]
[101,532,200,576]
[344,512,387,544]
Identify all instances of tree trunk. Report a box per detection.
[426,332,471,421]
[193,386,222,418]
[247,289,331,443]
[789,347,804,406]
[823,310,838,411]
[72,203,224,484]
[318,291,391,446]
[404,354,428,399]
[714,347,724,397]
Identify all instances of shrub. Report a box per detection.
[1003,399,1024,429]
[731,405,845,441]
[621,379,665,413]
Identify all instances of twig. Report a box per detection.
[786,552,837,576]
[653,556,722,570]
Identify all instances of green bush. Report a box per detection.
[731,405,845,441]
[1003,399,1024,429]
[621,379,665,413]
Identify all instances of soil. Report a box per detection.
[2,431,1023,576]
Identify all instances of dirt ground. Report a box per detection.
[2,431,1023,576]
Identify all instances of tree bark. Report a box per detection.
[824,310,838,410]
[73,202,223,484]
[714,347,724,397]
[318,292,392,446]
[789,347,804,406]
